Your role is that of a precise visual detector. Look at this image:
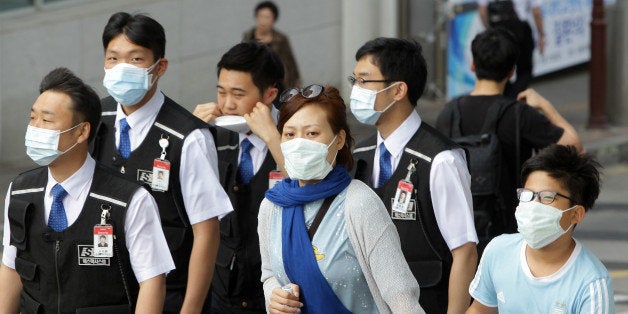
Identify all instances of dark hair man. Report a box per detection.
[467,145,614,313]
[91,12,234,313]
[193,42,284,313]
[0,68,173,313]
[436,28,582,247]
[350,37,478,313]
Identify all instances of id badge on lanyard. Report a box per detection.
[152,135,171,191]
[391,161,417,214]
[93,205,113,257]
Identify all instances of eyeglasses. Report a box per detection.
[347,75,394,86]
[279,84,326,103]
[516,188,575,205]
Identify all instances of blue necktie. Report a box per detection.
[118,118,131,159]
[49,184,68,232]
[378,142,392,188]
[237,138,254,184]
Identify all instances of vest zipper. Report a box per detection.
[54,240,61,314]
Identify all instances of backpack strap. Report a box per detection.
[451,98,464,138]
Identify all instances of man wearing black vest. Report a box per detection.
[436,29,582,245]
[350,38,478,313]
[91,13,233,313]
[193,42,284,313]
[0,68,173,313]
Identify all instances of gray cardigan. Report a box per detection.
[258,180,425,313]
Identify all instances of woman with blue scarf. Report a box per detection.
[257,85,423,313]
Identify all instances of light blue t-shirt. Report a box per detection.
[470,233,615,314]
[268,188,377,313]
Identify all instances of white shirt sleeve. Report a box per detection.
[430,148,478,250]
[179,128,234,224]
[2,184,17,269]
[477,0,488,5]
[124,187,175,283]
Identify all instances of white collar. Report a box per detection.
[377,110,422,159]
[115,90,164,134]
[46,154,95,202]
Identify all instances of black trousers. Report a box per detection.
[496,21,535,98]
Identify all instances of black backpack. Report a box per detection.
[487,0,520,27]
[447,98,520,254]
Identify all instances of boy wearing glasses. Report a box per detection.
[350,37,478,313]
[193,42,283,313]
[467,144,614,313]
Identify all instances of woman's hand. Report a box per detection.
[268,283,303,313]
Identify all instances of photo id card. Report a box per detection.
[152,159,171,191]
[93,225,113,257]
[269,171,284,188]
[392,180,413,213]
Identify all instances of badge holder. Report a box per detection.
[152,135,171,192]
[268,166,284,189]
[93,205,114,258]
[392,161,416,214]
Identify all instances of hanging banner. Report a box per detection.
[446,0,595,98]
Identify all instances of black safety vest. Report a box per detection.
[8,164,139,314]
[353,123,461,314]
[91,95,209,291]
[213,127,276,311]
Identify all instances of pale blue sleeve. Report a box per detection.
[577,277,615,314]
[468,240,498,307]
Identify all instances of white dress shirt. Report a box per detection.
[113,91,233,223]
[477,0,543,22]
[373,110,478,250]
[2,155,175,283]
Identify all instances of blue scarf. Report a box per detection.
[265,166,352,314]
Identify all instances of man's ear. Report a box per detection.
[77,122,91,144]
[471,59,476,73]
[393,81,408,102]
[571,205,586,224]
[263,86,279,105]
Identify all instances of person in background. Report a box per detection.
[436,28,582,252]
[477,0,545,97]
[91,12,233,313]
[193,41,284,313]
[258,85,424,314]
[350,37,478,313]
[243,0,301,89]
[467,145,614,313]
[0,67,173,313]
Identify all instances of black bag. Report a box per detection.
[446,98,519,254]
[487,0,520,26]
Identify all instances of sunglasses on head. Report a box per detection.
[279,84,326,103]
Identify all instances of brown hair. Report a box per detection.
[278,86,354,171]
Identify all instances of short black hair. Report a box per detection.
[217,41,284,95]
[39,68,101,142]
[471,28,519,81]
[255,1,279,21]
[521,145,602,211]
[102,12,165,62]
[355,37,427,106]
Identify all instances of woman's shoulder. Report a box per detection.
[344,180,388,217]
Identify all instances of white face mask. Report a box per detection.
[281,136,337,180]
[25,124,82,166]
[349,83,398,125]
[515,201,577,249]
[103,59,159,106]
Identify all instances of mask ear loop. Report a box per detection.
[375,82,401,113]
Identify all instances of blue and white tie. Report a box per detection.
[378,142,392,188]
[118,118,131,159]
[237,138,254,184]
[48,184,68,232]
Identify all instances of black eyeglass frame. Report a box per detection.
[347,75,395,86]
[516,188,576,205]
[279,84,327,104]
